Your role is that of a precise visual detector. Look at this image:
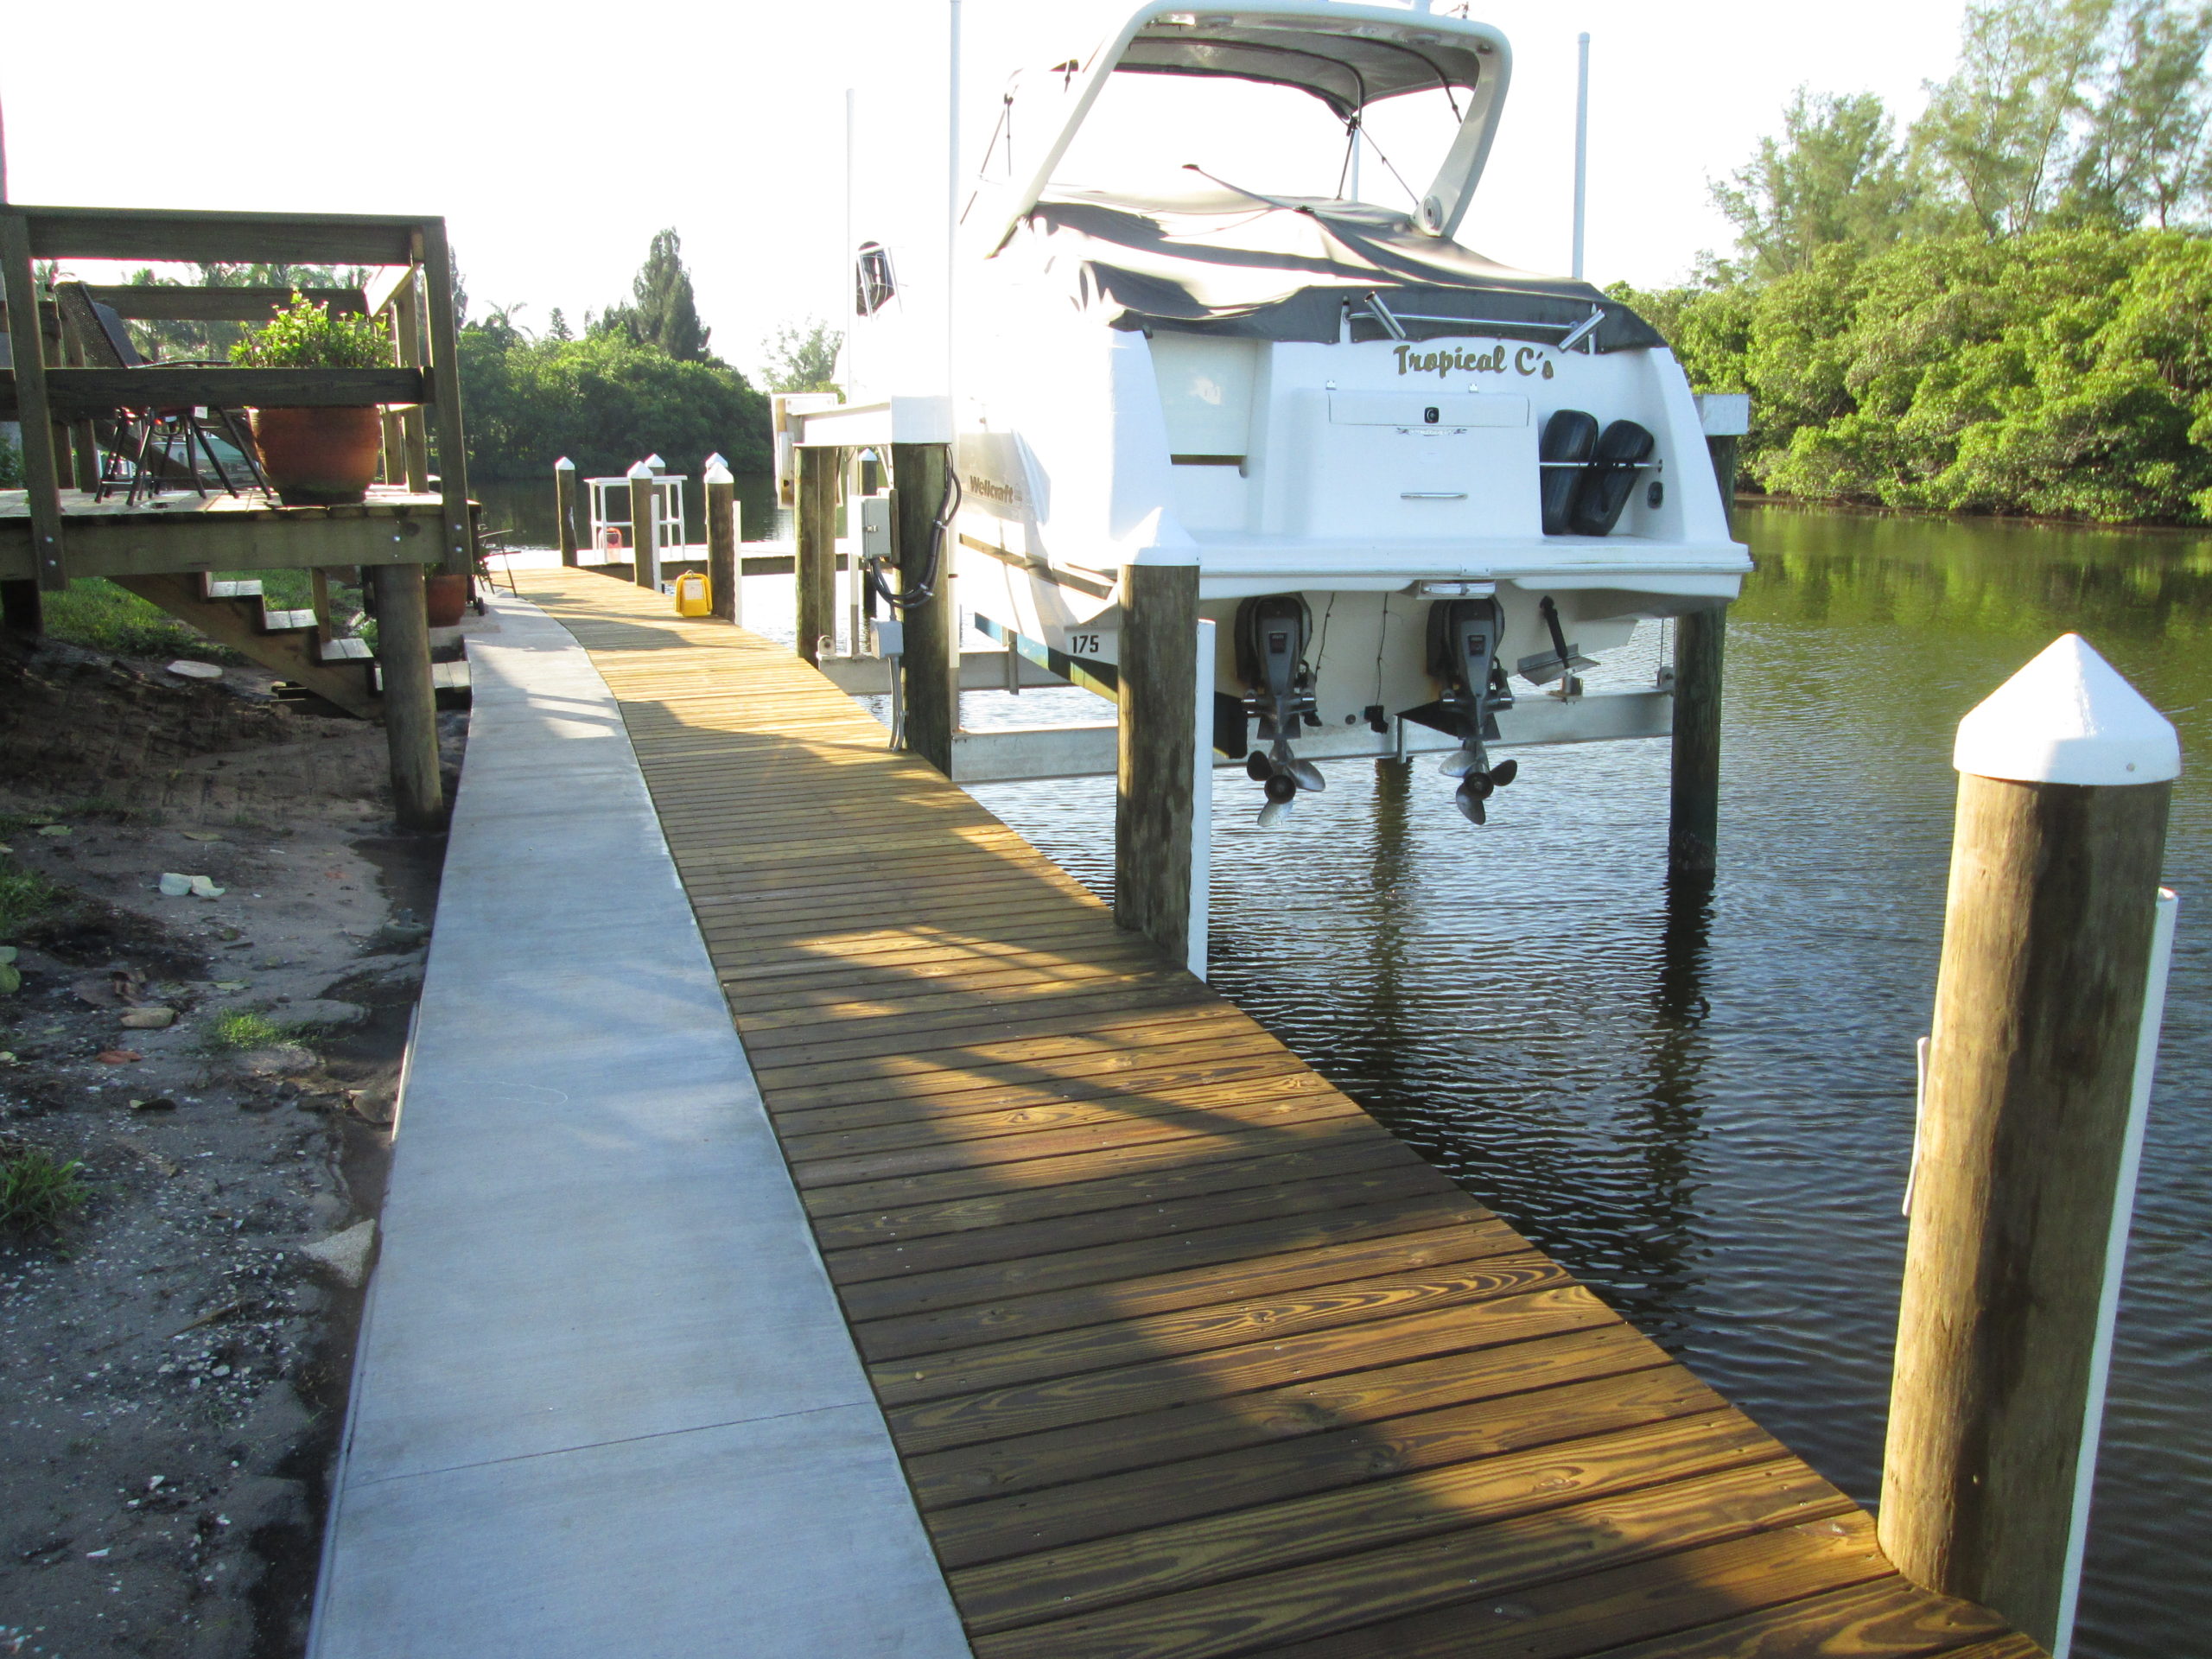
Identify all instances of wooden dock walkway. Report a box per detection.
[518,568,2038,1659]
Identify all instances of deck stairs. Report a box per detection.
[115,571,384,718]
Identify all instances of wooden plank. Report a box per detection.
[834,1192,1481,1324]
[928,1363,1726,1570]
[19,203,423,264]
[882,1286,1624,1456]
[812,1136,1427,1254]
[851,1219,1521,1360]
[905,1323,1669,1518]
[0,213,67,591]
[1242,1514,1905,1659]
[954,1412,1791,1634]
[963,1458,1850,1659]
[826,1166,1458,1290]
[29,365,426,414]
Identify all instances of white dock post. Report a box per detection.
[1880,634,2180,1655]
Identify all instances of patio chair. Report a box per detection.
[51,282,268,505]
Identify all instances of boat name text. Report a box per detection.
[1394,344,1554,381]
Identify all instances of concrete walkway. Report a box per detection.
[308,597,969,1658]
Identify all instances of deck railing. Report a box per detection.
[0,204,473,592]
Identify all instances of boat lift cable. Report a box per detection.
[865,465,962,613]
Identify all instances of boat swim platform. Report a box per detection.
[322,563,2043,1658]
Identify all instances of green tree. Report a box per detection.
[458,324,770,480]
[2065,1,2212,226]
[1713,90,1919,276]
[758,318,842,393]
[1912,0,2114,236]
[600,229,712,362]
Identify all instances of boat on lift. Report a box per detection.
[844,0,1749,823]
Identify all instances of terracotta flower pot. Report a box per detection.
[247,406,384,505]
[423,573,471,629]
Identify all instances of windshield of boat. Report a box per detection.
[1027,69,1470,217]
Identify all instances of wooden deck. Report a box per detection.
[518,566,2039,1659]
[0,485,453,580]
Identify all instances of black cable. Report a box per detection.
[866,461,962,613]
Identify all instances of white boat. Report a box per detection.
[843,0,1749,823]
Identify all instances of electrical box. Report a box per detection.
[860,491,895,558]
[870,616,905,658]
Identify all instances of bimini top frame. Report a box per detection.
[985,0,1512,251]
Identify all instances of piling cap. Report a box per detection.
[554,454,575,471]
[703,461,734,485]
[625,460,655,480]
[702,451,728,472]
[1954,633,2180,786]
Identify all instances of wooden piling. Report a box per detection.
[1114,560,1201,966]
[705,462,739,624]
[369,563,446,832]
[555,457,579,567]
[1669,423,1739,875]
[890,442,956,774]
[1881,634,2179,1655]
[1,210,68,593]
[626,465,658,591]
[796,445,839,664]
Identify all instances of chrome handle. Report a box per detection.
[1401,491,1468,499]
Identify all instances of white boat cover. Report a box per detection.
[1019,188,1663,353]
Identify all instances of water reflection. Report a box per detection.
[973,501,2209,1659]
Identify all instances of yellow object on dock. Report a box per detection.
[672,569,712,616]
[518,564,2044,1659]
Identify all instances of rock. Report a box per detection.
[181,830,225,842]
[299,1219,376,1287]
[157,872,194,897]
[239,1044,318,1077]
[35,823,71,838]
[94,1049,144,1065]
[165,659,224,681]
[119,1007,176,1029]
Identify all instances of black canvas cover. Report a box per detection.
[1020,188,1663,353]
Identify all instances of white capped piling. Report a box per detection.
[554,456,579,567]
[1881,633,2180,1656]
[704,458,740,626]
[626,460,658,591]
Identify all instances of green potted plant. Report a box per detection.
[232,293,393,505]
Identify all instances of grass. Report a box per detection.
[0,860,65,936]
[202,1009,293,1052]
[0,1137,91,1235]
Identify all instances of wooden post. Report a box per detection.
[891,443,957,773]
[387,270,432,493]
[2,211,68,592]
[795,444,840,664]
[626,463,658,590]
[416,224,474,575]
[1881,634,2180,1656]
[555,456,579,567]
[704,461,740,624]
[1670,400,1745,875]
[369,563,446,832]
[1114,559,1202,966]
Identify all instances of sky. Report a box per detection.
[0,0,1972,383]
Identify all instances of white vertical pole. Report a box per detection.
[1186,619,1215,980]
[843,86,857,396]
[1572,31,1591,280]
[946,0,963,404]
[2051,887,2180,1659]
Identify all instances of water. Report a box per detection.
[957,505,2212,1659]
